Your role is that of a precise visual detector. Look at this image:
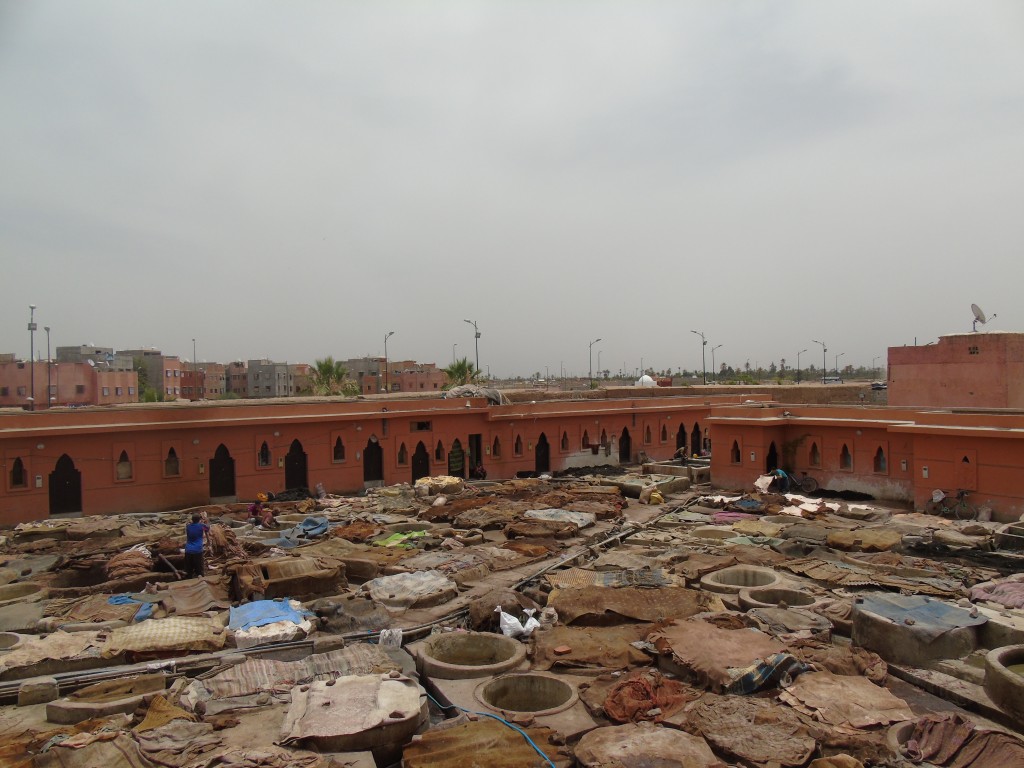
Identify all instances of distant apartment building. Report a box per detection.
[888,332,1024,409]
[226,361,248,397]
[247,359,294,398]
[290,363,310,396]
[341,357,446,394]
[117,349,183,400]
[0,358,137,408]
[181,362,227,400]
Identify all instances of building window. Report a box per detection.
[174,369,180,377]
[398,443,408,465]
[661,425,668,443]
[644,426,652,444]
[969,346,980,355]
[258,441,271,467]
[115,387,123,396]
[809,442,821,467]
[16,386,26,396]
[164,448,180,477]
[840,444,852,470]
[582,430,590,449]
[76,385,86,394]
[873,447,887,473]
[166,370,171,378]
[433,383,438,389]
[730,441,741,464]
[102,387,110,396]
[166,387,172,395]
[435,440,444,461]
[48,385,56,395]
[10,457,27,488]
[514,435,523,456]
[492,436,501,458]
[600,430,608,447]
[411,421,432,432]
[561,432,569,451]
[0,387,7,396]
[116,450,133,481]
[333,437,345,462]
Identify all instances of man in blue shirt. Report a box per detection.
[184,512,209,578]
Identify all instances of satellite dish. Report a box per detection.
[971,303,996,331]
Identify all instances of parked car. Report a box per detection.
[871,381,887,390]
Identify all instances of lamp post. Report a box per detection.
[597,349,602,380]
[691,330,707,385]
[796,348,808,384]
[27,305,37,411]
[45,326,51,408]
[588,338,602,389]
[463,319,480,374]
[711,344,723,383]
[192,338,198,400]
[383,331,395,392]
[811,339,827,384]
[452,343,457,365]
[835,352,845,380]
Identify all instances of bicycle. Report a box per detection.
[925,489,976,520]
[774,470,818,494]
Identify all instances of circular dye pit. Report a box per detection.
[475,673,577,717]
[739,587,818,611]
[985,644,1024,725]
[418,631,526,680]
[700,566,782,595]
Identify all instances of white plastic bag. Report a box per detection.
[379,628,403,647]
[496,606,540,639]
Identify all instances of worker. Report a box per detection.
[771,468,791,493]
[184,512,209,578]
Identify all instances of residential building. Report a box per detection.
[56,345,134,371]
[888,332,1024,409]
[117,348,184,400]
[247,359,294,398]
[341,357,446,394]
[226,361,248,397]
[0,359,137,409]
[181,362,227,400]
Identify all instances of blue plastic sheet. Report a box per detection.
[858,594,987,641]
[263,516,330,548]
[228,599,309,631]
[108,594,154,622]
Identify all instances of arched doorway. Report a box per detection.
[676,424,687,456]
[619,427,632,463]
[363,437,383,484]
[209,444,235,497]
[766,442,779,472]
[49,454,82,515]
[412,442,430,483]
[285,439,308,490]
[535,433,550,473]
[448,439,465,478]
[691,423,701,456]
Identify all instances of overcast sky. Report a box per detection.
[1,2,1021,378]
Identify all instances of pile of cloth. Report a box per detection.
[105,545,153,580]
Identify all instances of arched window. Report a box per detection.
[561,432,569,451]
[661,425,668,442]
[492,436,501,458]
[644,426,652,444]
[164,448,180,477]
[840,444,852,470]
[809,442,821,467]
[582,430,590,448]
[435,440,444,461]
[398,443,408,465]
[10,457,26,488]
[873,446,887,473]
[962,455,971,464]
[116,450,133,480]
[333,436,345,462]
[730,440,741,464]
[600,429,608,447]
[514,435,523,456]
[258,442,271,467]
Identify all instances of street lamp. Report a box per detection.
[835,352,845,380]
[588,338,602,388]
[711,344,723,383]
[796,348,808,384]
[45,326,51,408]
[463,319,480,375]
[27,305,37,411]
[383,331,395,392]
[691,330,707,385]
[597,349,602,380]
[811,339,827,384]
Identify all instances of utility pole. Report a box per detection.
[27,305,37,411]
[811,340,827,384]
[691,330,707,385]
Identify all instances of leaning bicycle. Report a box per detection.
[772,470,818,494]
[925,489,976,520]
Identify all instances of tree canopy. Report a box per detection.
[442,357,481,389]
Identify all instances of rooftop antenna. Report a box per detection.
[971,303,996,332]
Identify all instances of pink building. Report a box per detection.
[0,360,138,409]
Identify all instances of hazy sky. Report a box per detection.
[2,2,1022,378]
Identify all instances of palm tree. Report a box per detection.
[309,357,349,395]
[443,357,481,389]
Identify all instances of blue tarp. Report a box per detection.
[228,599,310,631]
[263,516,330,548]
[857,594,987,641]
[108,594,154,622]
